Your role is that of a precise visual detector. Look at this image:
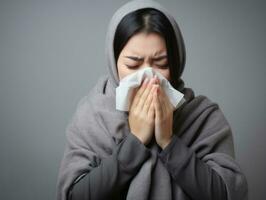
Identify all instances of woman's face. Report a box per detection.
[117,32,170,81]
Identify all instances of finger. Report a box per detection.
[157,86,166,115]
[154,76,168,112]
[136,76,157,110]
[143,84,157,113]
[157,87,166,118]
[134,77,150,109]
[148,95,155,119]
[154,75,160,85]
[158,86,168,113]
[129,87,138,110]
[130,77,149,110]
[159,85,173,110]
[138,76,149,97]
[154,86,163,120]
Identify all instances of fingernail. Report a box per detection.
[148,77,153,84]
[144,77,149,84]
[153,75,158,83]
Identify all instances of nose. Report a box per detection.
[139,59,153,69]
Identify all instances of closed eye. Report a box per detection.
[125,64,138,69]
[126,64,168,69]
[155,63,168,68]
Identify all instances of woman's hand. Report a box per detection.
[153,78,175,149]
[128,76,158,145]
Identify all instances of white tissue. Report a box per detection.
[115,66,186,111]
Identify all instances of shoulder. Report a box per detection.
[193,94,229,124]
[178,93,235,156]
[193,94,219,109]
[180,93,220,118]
[178,92,231,133]
[192,94,232,135]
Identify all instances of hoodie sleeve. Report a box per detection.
[158,134,228,200]
[67,132,151,200]
[158,104,248,200]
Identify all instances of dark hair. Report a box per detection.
[114,8,182,89]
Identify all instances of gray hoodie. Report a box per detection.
[55,0,248,200]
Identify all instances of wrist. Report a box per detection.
[160,136,173,149]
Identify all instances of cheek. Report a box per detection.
[165,70,171,81]
[117,62,134,81]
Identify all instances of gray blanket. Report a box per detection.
[56,0,248,199]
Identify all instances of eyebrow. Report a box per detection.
[124,55,167,61]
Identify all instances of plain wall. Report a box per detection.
[0,0,265,199]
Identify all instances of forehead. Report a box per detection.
[122,32,167,56]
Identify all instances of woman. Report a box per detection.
[56,1,248,200]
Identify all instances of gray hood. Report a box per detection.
[105,0,186,88]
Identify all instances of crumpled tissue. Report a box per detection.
[115,67,186,111]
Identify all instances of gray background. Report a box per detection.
[0,0,265,199]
